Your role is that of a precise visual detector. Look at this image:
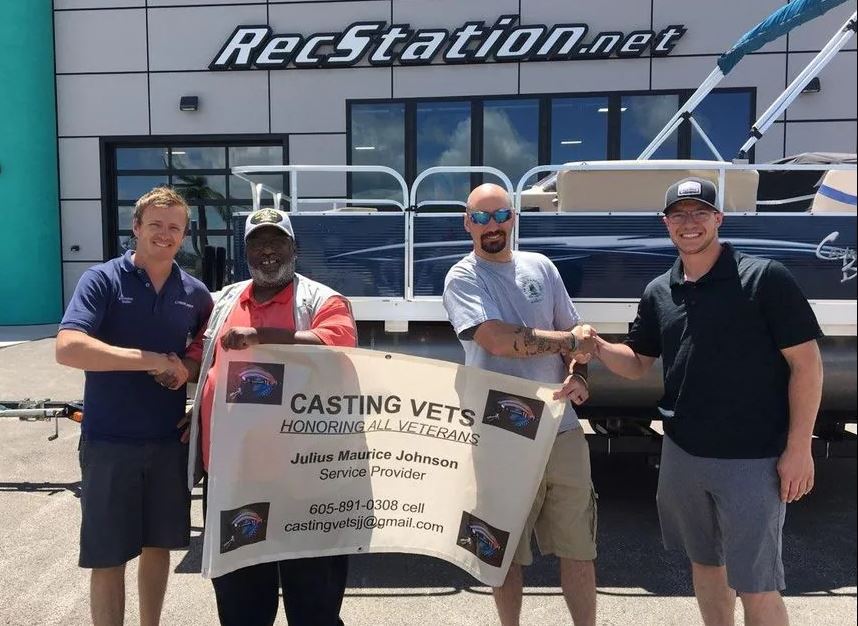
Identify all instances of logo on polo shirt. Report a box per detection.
[220,502,270,553]
[481,390,544,440]
[226,361,285,405]
[456,511,510,567]
[677,180,702,196]
[118,296,134,304]
[174,300,194,309]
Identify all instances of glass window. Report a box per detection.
[691,91,753,160]
[171,147,225,170]
[111,141,285,282]
[117,175,168,202]
[621,94,680,159]
[415,101,471,205]
[551,97,609,163]
[172,174,227,201]
[116,147,167,170]
[350,103,406,202]
[116,205,135,230]
[483,99,539,188]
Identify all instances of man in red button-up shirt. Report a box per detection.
[183,208,356,626]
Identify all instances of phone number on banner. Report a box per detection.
[308,499,425,515]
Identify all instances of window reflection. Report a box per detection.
[112,143,285,281]
[552,97,609,162]
[621,94,680,159]
[483,99,539,188]
[351,103,406,202]
[117,175,168,202]
[171,147,225,170]
[691,92,752,160]
[416,101,471,204]
[116,147,167,170]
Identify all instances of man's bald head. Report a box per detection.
[463,183,514,261]
[467,183,510,212]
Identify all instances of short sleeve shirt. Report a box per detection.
[626,243,823,458]
[185,281,357,469]
[59,251,213,442]
[443,251,581,432]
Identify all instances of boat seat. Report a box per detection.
[811,170,857,213]
[552,161,759,213]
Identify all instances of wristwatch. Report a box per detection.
[566,332,579,353]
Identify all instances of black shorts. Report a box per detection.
[78,438,191,569]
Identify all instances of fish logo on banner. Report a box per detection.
[482,390,544,440]
[456,512,510,568]
[226,362,285,405]
[220,502,271,553]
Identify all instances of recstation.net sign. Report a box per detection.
[210,15,686,70]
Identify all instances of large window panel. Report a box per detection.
[691,91,753,160]
[172,174,227,201]
[111,141,286,280]
[350,103,406,202]
[116,147,167,170]
[171,146,225,170]
[621,94,680,159]
[551,97,609,163]
[415,101,471,206]
[117,175,168,202]
[483,99,539,188]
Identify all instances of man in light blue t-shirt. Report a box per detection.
[443,183,597,626]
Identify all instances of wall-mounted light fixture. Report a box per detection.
[801,77,821,94]
[179,96,199,111]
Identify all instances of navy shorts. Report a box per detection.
[656,435,786,593]
[78,438,191,568]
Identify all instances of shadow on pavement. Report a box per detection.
[0,481,81,497]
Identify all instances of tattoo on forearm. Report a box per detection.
[521,327,563,356]
[512,327,525,353]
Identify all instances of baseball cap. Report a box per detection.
[244,208,295,241]
[664,177,720,213]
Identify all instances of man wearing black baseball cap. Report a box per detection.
[594,177,823,625]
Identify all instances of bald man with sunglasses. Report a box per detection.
[442,184,598,626]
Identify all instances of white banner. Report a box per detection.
[201,345,565,586]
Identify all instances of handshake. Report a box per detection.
[562,324,598,363]
[148,353,189,391]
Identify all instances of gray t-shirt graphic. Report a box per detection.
[443,251,582,432]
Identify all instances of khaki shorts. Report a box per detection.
[514,428,597,565]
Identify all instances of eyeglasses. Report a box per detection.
[664,209,717,225]
[468,208,513,225]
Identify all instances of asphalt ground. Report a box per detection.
[0,338,855,625]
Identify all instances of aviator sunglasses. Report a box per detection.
[468,208,513,225]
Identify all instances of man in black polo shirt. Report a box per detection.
[595,177,823,626]
[57,187,213,626]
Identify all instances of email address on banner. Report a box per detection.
[284,516,444,534]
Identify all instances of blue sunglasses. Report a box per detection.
[469,208,513,225]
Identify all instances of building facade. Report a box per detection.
[2,0,856,324]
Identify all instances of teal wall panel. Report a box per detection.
[0,1,62,324]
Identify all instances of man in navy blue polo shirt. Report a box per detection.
[594,178,823,626]
[56,186,212,626]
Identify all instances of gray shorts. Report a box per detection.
[656,435,786,593]
[78,438,191,569]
